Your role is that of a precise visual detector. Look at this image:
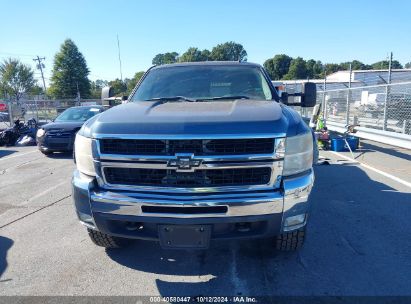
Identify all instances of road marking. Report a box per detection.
[0,150,37,161]
[330,151,411,189]
[21,180,69,205]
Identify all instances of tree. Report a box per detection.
[263,54,293,80]
[210,41,247,62]
[371,60,403,70]
[305,59,323,79]
[126,71,145,95]
[339,60,371,71]
[90,79,108,99]
[201,49,211,61]
[152,52,179,65]
[0,58,36,100]
[283,57,308,80]
[405,62,411,69]
[323,63,340,75]
[108,79,127,96]
[49,39,91,98]
[30,85,44,96]
[179,47,210,62]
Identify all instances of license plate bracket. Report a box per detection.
[158,225,211,249]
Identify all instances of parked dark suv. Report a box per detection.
[37,105,104,155]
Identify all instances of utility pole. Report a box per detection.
[33,56,46,121]
[117,34,123,82]
[33,56,47,93]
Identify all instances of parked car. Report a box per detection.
[0,102,7,112]
[72,62,316,251]
[0,112,9,122]
[36,105,104,155]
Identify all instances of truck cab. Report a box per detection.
[72,62,316,251]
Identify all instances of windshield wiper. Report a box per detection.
[198,95,250,101]
[145,96,196,103]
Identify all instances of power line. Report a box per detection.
[0,51,37,57]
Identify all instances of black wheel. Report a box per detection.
[87,228,128,248]
[276,227,306,252]
[41,150,53,156]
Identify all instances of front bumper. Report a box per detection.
[72,169,314,241]
[37,135,74,152]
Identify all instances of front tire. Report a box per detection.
[276,227,306,251]
[87,229,128,248]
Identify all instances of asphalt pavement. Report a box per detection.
[0,142,410,297]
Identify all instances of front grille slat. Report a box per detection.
[100,138,275,156]
[100,139,166,155]
[104,167,271,188]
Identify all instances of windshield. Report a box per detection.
[131,65,273,101]
[55,107,102,122]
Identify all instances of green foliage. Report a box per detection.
[263,54,292,80]
[0,58,36,100]
[90,79,108,99]
[152,52,179,65]
[126,71,145,95]
[201,49,211,61]
[29,85,44,96]
[371,60,403,69]
[49,39,91,99]
[305,59,324,79]
[108,78,127,96]
[339,60,371,70]
[151,42,247,66]
[283,57,308,80]
[179,47,210,62]
[323,63,340,75]
[210,41,247,62]
[405,62,411,69]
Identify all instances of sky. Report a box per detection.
[1,0,410,86]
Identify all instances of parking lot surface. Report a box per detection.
[0,142,410,296]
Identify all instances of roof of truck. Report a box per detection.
[152,61,262,69]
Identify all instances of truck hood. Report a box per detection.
[82,100,306,138]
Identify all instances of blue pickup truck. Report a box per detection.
[72,61,316,251]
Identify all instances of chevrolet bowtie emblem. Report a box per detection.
[167,154,202,172]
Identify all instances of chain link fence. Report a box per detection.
[319,82,411,135]
[0,99,101,129]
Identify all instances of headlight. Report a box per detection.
[283,132,313,176]
[74,134,96,176]
[36,129,45,137]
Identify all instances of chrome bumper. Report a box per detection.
[72,169,314,234]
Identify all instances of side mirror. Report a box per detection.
[301,82,317,107]
[280,92,289,104]
[101,86,114,100]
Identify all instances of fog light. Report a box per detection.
[284,214,306,228]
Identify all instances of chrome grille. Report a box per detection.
[96,136,285,192]
[103,167,271,187]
